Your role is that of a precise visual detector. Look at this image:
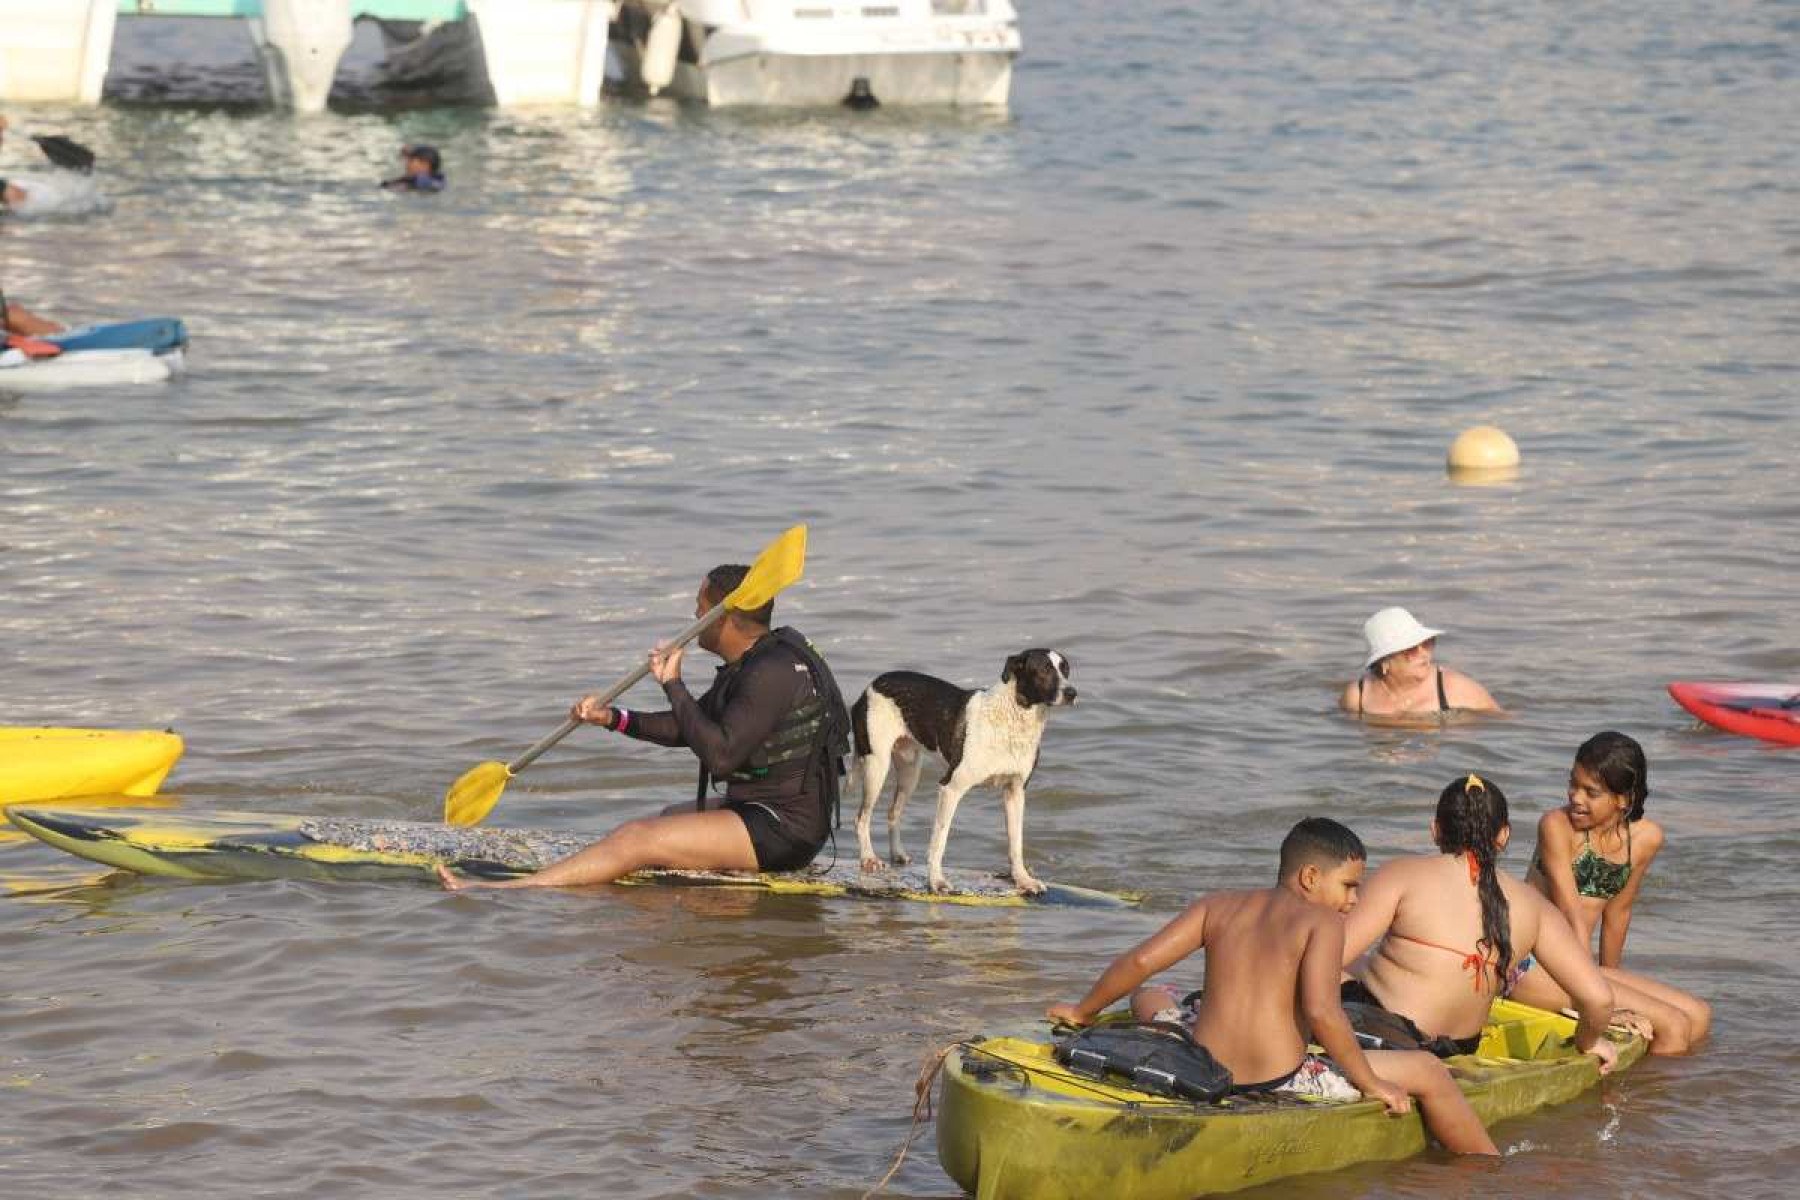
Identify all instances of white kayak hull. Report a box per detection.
[0,347,184,392]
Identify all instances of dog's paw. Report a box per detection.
[859,855,886,874]
[928,875,954,895]
[890,849,912,867]
[1013,873,1047,896]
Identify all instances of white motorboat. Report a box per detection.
[609,0,1020,108]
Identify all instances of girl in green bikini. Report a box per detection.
[1509,732,1712,1055]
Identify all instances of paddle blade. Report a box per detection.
[444,760,513,827]
[725,524,807,611]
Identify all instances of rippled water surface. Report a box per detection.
[3,2,1796,1197]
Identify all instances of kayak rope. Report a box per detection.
[860,1041,956,1200]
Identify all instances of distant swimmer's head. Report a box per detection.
[1362,606,1443,675]
[400,143,442,176]
[1279,817,1367,912]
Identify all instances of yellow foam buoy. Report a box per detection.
[1447,425,1519,484]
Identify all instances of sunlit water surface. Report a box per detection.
[2,2,1795,1197]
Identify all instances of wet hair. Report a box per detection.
[1574,731,1648,821]
[402,143,442,174]
[1278,817,1366,880]
[704,563,772,627]
[1435,773,1513,988]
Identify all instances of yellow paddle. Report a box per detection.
[442,525,809,827]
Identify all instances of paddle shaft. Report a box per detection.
[504,602,730,775]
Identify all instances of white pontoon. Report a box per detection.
[609,0,1020,108]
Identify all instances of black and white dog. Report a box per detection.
[851,649,1076,895]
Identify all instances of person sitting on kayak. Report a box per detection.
[1341,773,1621,1070]
[1048,818,1499,1155]
[1,286,65,355]
[438,563,850,892]
[382,143,446,193]
[1508,733,1711,1054]
[1340,607,1500,719]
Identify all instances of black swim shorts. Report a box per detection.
[726,801,821,872]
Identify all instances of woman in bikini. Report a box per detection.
[1340,607,1501,719]
[1507,732,1712,1055]
[1340,774,1618,1071]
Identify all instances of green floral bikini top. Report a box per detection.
[1539,824,1633,900]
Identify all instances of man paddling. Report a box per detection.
[438,563,850,891]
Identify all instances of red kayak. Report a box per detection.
[1668,682,1800,746]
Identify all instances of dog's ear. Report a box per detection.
[1002,653,1025,684]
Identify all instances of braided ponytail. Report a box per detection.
[1436,773,1514,990]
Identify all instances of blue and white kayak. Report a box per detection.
[49,318,187,355]
[0,318,187,392]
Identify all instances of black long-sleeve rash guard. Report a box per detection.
[618,632,826,844]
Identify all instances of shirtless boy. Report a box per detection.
[1048,818,1496,1155]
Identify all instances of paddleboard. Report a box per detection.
[1668,681,1800,747]
[3,805,1137,908]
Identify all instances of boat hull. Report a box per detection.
[0,727,184,804]
[1668,681,1800,746]
[938,1002,1645,1198]
[612,0,1018,107]
[0,347,184,391]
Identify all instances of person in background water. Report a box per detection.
[1340,774,1620,1073]
[382,143,445,192]
[1341,607,1500,718]
[1509,732,1712,1055]
[439,563,851,892]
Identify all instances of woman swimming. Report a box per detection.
[1509,732,1712,1055]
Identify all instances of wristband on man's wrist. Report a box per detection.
[610,707,632,734]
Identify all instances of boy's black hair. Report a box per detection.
[1278,817,1366,879]
[705,563,773,626]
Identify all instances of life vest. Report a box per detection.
[698,627,852,825]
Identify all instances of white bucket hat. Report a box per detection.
[1363,607,1444,669]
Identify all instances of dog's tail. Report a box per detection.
[850,689,871,759]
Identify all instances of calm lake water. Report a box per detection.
[3,2,1796,1197]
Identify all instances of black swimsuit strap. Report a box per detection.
[1357,675,1365,715]
[1436,668,1449,712]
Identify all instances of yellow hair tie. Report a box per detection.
[1465,773,1486,792]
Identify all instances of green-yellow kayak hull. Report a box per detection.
[938,1000,1645,1198]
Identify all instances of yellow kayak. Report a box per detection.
[937,1000,1645,1198]
[0,727,184,804]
